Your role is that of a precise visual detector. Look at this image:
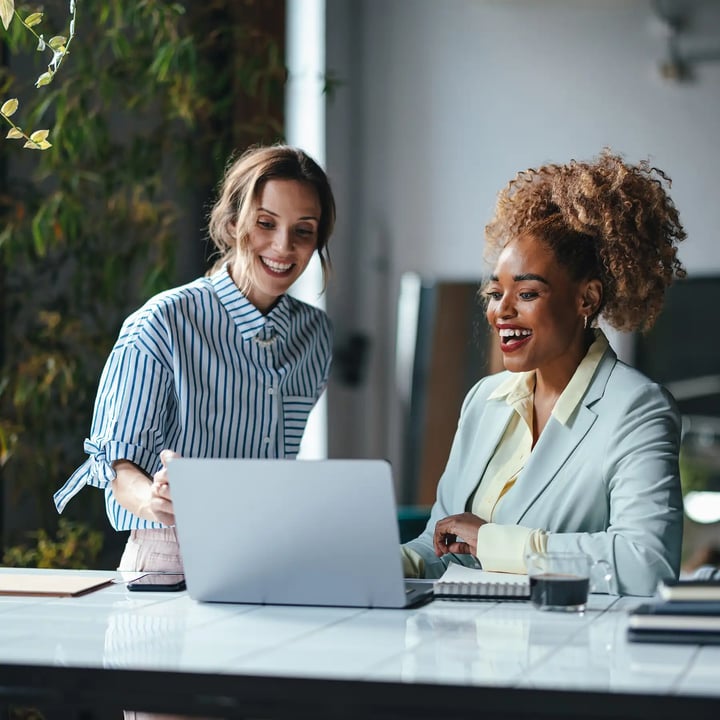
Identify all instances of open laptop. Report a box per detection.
[167,458,433,609]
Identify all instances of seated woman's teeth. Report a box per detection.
[261,257,293,272]
[499,328,532,342]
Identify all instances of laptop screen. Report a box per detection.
[168,458,423,608]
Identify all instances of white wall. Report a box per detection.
[325,0,720,486]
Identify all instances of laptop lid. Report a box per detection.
[167,458,430,608]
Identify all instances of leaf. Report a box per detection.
[23,137,52,150]
[6,127,24,139]
[24,11,42,27]
[0,97,18,116]
[48,36,67,51]
[29,129,49,142]
[35,72,53,88]
[31,210,47,253]
[0,0,13,31]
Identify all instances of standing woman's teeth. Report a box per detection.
[261,257,293,272]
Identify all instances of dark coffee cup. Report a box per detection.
[525,552,612,612]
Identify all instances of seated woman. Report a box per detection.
[403,149,687,596]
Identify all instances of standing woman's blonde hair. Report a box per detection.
[207,144,336,291]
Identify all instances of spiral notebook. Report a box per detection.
[433,564,530,600]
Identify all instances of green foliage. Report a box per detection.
[6,707,44,720]
[0,1,286,563]
[679,447,720,495]
[2,518,103,568]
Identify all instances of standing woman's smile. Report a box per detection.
[231,178,321,314]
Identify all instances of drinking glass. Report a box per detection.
[525,551,612,612]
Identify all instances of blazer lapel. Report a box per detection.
[496,348,617,524]
[456,399,515,509]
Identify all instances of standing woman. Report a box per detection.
[54,144,336,574]
[403,149,687,596]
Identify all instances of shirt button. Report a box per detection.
[267,387,274,395]
[263,437,270,445]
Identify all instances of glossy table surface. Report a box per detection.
[0,568,718,719]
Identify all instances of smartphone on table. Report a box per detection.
[126,573,186,592]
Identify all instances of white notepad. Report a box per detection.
[433,563,530,600]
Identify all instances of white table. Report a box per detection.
[0,568,718,718]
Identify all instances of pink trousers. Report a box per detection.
[118,529,215,720]
[117,528,184,573]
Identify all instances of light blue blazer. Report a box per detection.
[404,345,684,596]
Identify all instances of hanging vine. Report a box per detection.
[0,0,77,149]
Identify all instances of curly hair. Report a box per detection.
[484,149,687,332]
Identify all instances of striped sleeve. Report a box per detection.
[53,331,173,513]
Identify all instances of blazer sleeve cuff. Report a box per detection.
[476,524,546,574]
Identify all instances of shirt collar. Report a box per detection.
[552,330,608,424]
[210,263,291,342]
[487,330,610,425]
[488,369,535,405]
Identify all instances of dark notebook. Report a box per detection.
[657,579,720,602]
[627,601,720,644]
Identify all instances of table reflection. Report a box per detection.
[103,597,187,670]
[396,597,623,686]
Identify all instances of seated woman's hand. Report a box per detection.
[433,512,486,558]
[150,449,181,526]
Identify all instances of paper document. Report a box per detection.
[439,564,529,584]
[0,572,115,597]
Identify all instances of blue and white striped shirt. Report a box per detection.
[54,264,332,530]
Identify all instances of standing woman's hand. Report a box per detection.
[433,512,486,558]
[149,449,181,526]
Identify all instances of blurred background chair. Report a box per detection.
[395,274,500,539]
